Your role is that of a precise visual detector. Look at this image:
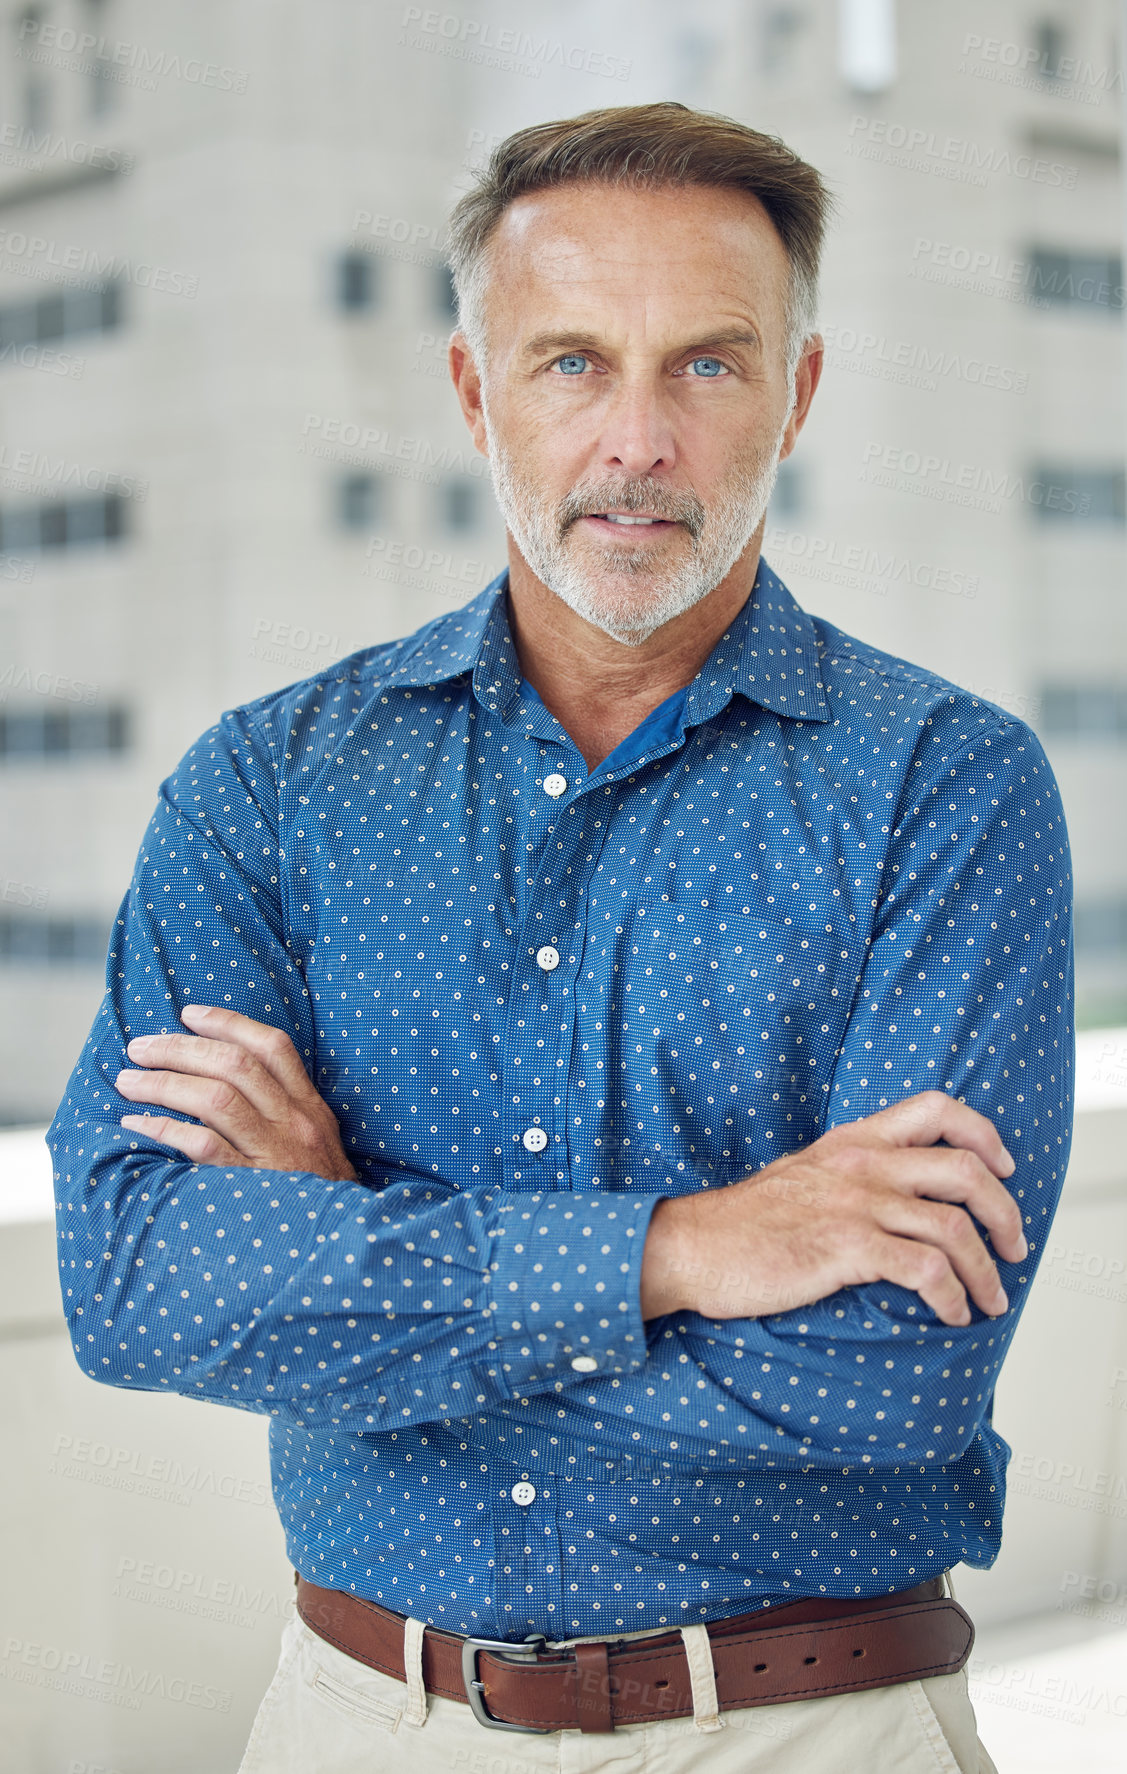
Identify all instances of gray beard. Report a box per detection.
[482,404,787,645]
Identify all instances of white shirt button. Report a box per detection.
[522,1126,548,1152]
[570,1355,598,1373]
[510,1481,537,1506]
[543,773,567,797]
[536,945,560,972]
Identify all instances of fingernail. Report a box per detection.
[127,1036,155,1050]
[1016,1234,1029,1261]
[992,1290,1009,1315]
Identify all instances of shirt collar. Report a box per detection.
[687,556,831,726]
[382,559,830,726]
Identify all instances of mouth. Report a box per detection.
[580,512,680,534]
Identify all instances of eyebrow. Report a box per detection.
[521,327,762,358]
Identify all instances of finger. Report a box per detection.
[120,1032,295,1127]
[865,1091,1015,1179]
[177,1003,317,1099]
[119,1113,246,1168]
[115,1066,261,1151]
[866,1146,1028,1263]
[878,1195,1008,1319]
[861,1231,972,1327]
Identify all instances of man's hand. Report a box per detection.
[115,1003,358,1182]
[639,1091,1027,1329]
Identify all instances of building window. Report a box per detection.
[1026,249,1123,312]
[434,266,457,319]
[1034,20,1066,78]
[0,911,109,966]
[761,6,805,74]
[18,7,49,132]
[441,478,477,531]
[336,251,377,312]
[1027,467,1125,525]
[767,458,805,520]
[0,492,126,553]
[1074,898,1127,955]
[838,0,897,93]
[0,703,129,761]
[0,283,122,353]
[337,473,381,530]
[83,0,114,115]
[1038,683,1127,740]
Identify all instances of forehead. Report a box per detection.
[484,181,790,332]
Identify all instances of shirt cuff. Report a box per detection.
[471,1190,664,1403]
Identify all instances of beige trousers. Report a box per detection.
[238,1590,999,1774]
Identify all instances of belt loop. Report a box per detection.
[572,1640,615,1732]
[678,1625,725,1733]
[401,1617,429,1728]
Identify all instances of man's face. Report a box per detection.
[455,181,811,644]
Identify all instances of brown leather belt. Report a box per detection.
[295,1573,973,1734]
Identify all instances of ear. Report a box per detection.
[449,331,490,457]
[778,336,824,462]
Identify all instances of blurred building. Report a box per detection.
[0,0,1123,1125]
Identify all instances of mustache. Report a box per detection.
[558,479,706,542]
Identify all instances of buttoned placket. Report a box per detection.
[498,709,704,1201]
[486,699,707,1634]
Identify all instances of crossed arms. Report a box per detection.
[116,1002,1024,1329]
[50,704,1073,1472]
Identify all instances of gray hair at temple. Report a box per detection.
[445,101,834,393]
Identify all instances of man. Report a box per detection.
[49,103,1072,1772]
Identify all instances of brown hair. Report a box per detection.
[446,101,833,374]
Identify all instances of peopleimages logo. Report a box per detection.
[958,31,1123,105]
[0,229,197,297]
[397,7,632,81]
[48,1433,270,1508]
[0,445,144,501]
[365,536,485,583]
[0,663,98,704]
[1060,1570,1127,1617]
[2,1638,232,1712]
[1009,1451,1127,1517]
[1,877,51,911]
[0,122,132,172]
[859,443,1091,517]
[909,238,1124,310]
[0,339,84,378]
[765,527,977,600]
[15,15,249,93]
[113,1556,286,1631]
[349,211,446,267]
[847,114,1077,187]
[821,325,1027,395]
[299,414,489,483]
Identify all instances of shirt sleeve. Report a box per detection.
[455,720,1075,1470]
[48,705,661,1430]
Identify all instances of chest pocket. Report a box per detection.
[622,904,860,1183]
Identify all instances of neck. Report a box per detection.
[504,538,762,773]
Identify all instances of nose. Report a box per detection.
[596,377,678,479]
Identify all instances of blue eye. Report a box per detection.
[554,354,589,375]
[688,356,726,377]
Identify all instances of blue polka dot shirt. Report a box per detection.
[49,562,1074,1641]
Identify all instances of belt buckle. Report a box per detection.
[461,1632,553,1732]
